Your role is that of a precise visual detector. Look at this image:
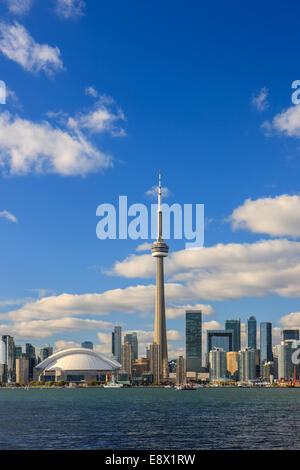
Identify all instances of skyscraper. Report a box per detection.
[225,319,241,351]
[2,335,15,382]
[260,322,272,369]
[282,330,300,341]
[278,340,295,380]
[26,343,36,381]
[209,348,227,382]
[124,333,138,361]
[152,171,169,380]
[247,316,257,349]
[113,326,122,363]
[186,310,202,372]
[121,342,133,377]
[176,356,186,385]
[207,330,233,366]
[239,348,256,383]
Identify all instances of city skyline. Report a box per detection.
[1,1,300,361]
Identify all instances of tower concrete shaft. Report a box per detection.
[152,170,169,380]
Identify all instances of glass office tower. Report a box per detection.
[260,322,272,369]
[225,319,241,351]
[124,333,138,361]
[186,310,202,372]
[282,330,299,341]
[247,316,257,349]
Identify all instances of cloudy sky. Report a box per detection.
[1,0,300,358]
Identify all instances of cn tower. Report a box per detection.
[152,170,169,379]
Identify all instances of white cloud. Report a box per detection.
[263,104,300,138]
[229,194,300,237]
[0,21,63,75]
[0,317,113,340]
[3,0,33,15]
[111,238,300,300]
[136,242,152,252]
[251,87,269,111]
[55,0,86,19]
[0,209,18,223]
[68,103,126,137]
[0,111,112,176]
[279,312,300,329]
[166,303,216,319]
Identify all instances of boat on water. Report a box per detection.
[175,383,196,390]
[103,377,123,388]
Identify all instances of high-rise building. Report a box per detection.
[112,332,115,356]
[260,322,272,369]
[176,356,186,385]
[207,330,233,366]
[124,333,138,361]
[186,310,202,372]
[238,348,256,383]
[15,345,23,359]
[25,343,36,381]
[152,171,169,380]
[150,343,160,385]
[225,319,241,351]
[278,340,296,380]
[282,330,300,341]
[16,358,29,385]
[112,326,122,363]
[209,348,227,382]
[121,342,133,377]
[247,316,257,349]
[81,341,93,350]
[227,351,239,380]
[37,345,53,363]
[2,335,15,382]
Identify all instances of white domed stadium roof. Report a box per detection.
[35,348,121,372]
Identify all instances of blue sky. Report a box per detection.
[1,0,300,358]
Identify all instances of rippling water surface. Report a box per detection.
[0,387,299,449]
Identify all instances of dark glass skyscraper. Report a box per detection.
[282,330,299,341]
[225,319,241,351]
[186,310,202,372]
[260,322,272,368]
[247,316,257,349]
[2,335,15,382]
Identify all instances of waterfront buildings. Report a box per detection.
[121,342,133,377]
[1,335,15,382]
[16,358,29,385]
[278,340,295,380]
[34,348,121,383]
[26,343,36,381]
[124,333,138,362]
[151,171,169,381]
[112,326,122,363]
[176,356,186,385]
[225,319,241,351]
[260,322,273,368]
[186,310,202,372]
[227,351,239,380]
[239,348,257,383]
[37,345,53,363]
[209,348,227,382]
[247,316,257,350]
[207,330,233,366]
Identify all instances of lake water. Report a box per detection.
[0,387,299,450]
